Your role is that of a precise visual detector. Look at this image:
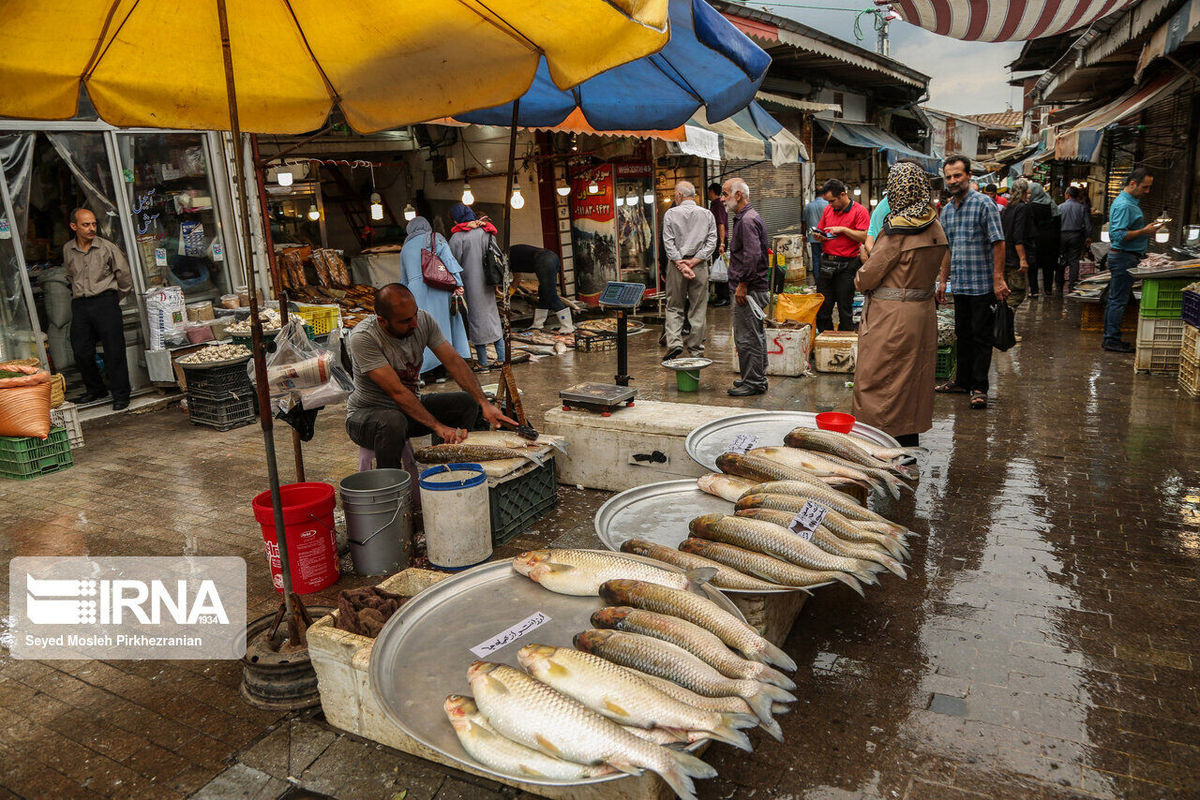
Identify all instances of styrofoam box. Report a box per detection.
[814,331,859,373]
[543,400,754,492]
[729,326,812,377]
[308,568,683,800]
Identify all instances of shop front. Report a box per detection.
[0,122,244,402]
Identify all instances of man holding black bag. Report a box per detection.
[935,156,1008,410]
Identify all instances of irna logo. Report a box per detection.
[26,574,230,626]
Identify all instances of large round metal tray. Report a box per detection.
[594,479,824,595]
[368,555,743,787]
[685,410,900,472]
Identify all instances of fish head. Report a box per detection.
[619,538,652,557]
[572,628,614,653]
[688,513,724,535]
[696,474,719,493]
[678,538,708,555]
[590,606,632,629]
[466,660,500,682]
[443,694,478,729]
[597,578,640,605]
[715,452,738,473]
[511,550,551,576]
[516,644,557,671]
[734,494,764,510]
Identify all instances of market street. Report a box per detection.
[2,299,1199,800]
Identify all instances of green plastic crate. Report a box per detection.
[1139,278,1192,319]
[488,458,558,545]
[0,427,73,480]
[935,343,956,380]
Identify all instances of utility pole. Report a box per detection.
[877,13,890,57]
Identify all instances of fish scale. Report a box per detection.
[620,539,783,591]
[679,538,866,597]
[689,514,878,583]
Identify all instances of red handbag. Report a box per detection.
[421,232,458,291]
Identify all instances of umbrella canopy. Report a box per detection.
[876,0,1139,42]
[0,0,669,133]
[457,0,770,130]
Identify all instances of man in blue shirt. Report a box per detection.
[1058,185,1091,291]
[935,155,1007,409]
[1103,169,1162,352]
[802,187,831,282]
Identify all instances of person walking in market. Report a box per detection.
[1103,168,1162,353]
[935,155,1007,410]
[1026,183,1061,298]
[983,184,1007,209]
[447,203,505,372]
[661,181,718,362]
[344,284,516,469]
[813,179,870,332]
[399,216,471,379]
[722,177,770,397]
[1058,185,1092,292]
[509,244,574,333]
[64,207,133,411]
[1000,178,1034,313]
[707,182,730,307]
[853,161,949,448]
[802,184,831,285]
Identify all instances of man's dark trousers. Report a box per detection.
[816,256,858,332]
[346,393,483,469]
[71,289,130,403]
[953,293,995,393]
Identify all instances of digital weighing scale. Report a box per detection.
[559,281,644,415]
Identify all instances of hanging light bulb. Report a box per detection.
[276,169,293,187]
[510,181,525,210]
[556,179,570,197]
[1155,224,1170,244]
[643,189,655,205]
[369,192,384,221]
[853,187,862,197]
[870,198,878,207]
[307,204,320,221]
[403,203,416,222]
[461,181,475,205]
[626,191,638,206]
[1186,224,1200,242]
[587,179,600,195]
[616,195,625,207]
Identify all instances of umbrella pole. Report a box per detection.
[497,100,527,426]
[217,0,302,648]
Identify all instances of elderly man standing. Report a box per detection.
[722,178,770,397]
[661,181,718,362]
[64,208,133,410]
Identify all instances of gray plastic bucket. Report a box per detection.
[339,469,413,576]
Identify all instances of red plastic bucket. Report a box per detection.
[251,482,339,594]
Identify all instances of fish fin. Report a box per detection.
[542,563,576,574]
[853,566,880,586]
[757,714,785,742]
[607,758,647,778]
[545,660,571,678]
[878,472,902,500]
[483,674,510,694]
[739,686,780,725]
[670,748,719,780]
[708,717,754,752]
[603,698,630,717]
[759,641,798,672]
[754,665,797,690]
[760,683,797,704]
[684,567,719,589]
[834,572,866,597]
[880,556,907,579]
[770,702,792,715]
[535,734,563,756]
[724,711,761,731]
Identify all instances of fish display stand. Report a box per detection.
[310,564,722,800]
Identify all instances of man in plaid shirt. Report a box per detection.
[935,155,1008,409]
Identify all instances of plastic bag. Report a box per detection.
[250,317,351,413]
[773,292,823,349]
[992,301,1015,351]
[709,253,729,282]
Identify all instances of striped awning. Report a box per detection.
[1053,71,1190,162]
[876,0,1140,42]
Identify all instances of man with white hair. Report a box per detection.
[661,180,718,361]
[722,177,770,396]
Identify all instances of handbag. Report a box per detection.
[992,300,1016,351]
[482,233,507,286]
[421,232,458,291]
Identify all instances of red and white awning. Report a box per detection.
[877,0,1140,42]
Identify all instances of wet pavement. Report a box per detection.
[2,298,1199,799]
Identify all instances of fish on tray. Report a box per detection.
[696,473,757,502]
[785,427,920,478]
[513,549,715,596]
[620,539,784,592]
[678,538,866,597]
[468,661,716,800]
[716,452,866,490]
[733,508,907,578]
[416,443,543,464]
[736,493,909,559]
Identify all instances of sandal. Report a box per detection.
[969,391,988,409]
[935,382,968,394]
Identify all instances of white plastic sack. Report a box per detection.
[709,253,729,282]
[248,317,351,412]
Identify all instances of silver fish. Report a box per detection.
[786,428,914,478]
[468,661,716,800]
[736,493,908,559]
[512,549,714,596]
[598,579,797,671]
[697,473,757,502]
[679,538,865,597]
[734,508,907,578]
[620,539,784,592]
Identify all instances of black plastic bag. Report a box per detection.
[992,301,1016,351]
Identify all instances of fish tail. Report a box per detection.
[834,571,867,597]
[758,640,798,672]
[880,555,908,579]
[878,471,903,500]
[758,715,785,741]
[724,711,761,730]
[708,716,755,752]
[760,683,797,704]
[852,565,880,586]
[684,567,719,590]
[661,748,718,797]
[771,702,792,715]
[752,663,797,690]
[739,686,779,726]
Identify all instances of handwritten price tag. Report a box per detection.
[725,434,759,455]
[788,500,828,541]
[470,612,551,657]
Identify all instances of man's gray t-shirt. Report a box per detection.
[346,312,446,415]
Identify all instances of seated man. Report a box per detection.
[345,284,515,468]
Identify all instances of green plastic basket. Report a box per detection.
[935,343,956,380]
[1139,278,1192,319]
[0,427,73,480]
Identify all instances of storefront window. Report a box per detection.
[117,132,230,299]
[0,207,39,363]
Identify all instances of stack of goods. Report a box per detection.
[936,307,956,380]
[1134,276,1192,375]
[287,284,376,329]
[178,343,255,431]
[277,246,352,291]
[0,363,70,480]
[445,548,798,798]
[1180,282,1200,397]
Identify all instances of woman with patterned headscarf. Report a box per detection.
[852,160,949,445]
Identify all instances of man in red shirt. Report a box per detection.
[813,179,869,332]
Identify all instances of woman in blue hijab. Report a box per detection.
[400,215,470,374]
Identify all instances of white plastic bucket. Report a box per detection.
[419,463,491,570]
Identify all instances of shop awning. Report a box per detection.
[755,91,841,114]
[676,101,807,165]
[815,119,940,174]
[1053,71,1191,162]
[879,0,1140,42]
[1135,0,1200,81]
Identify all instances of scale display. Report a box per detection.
[598,281,645,308]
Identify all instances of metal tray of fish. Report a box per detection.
[594,480,821,595]
[685,411,900,472]
[368,555,742,787]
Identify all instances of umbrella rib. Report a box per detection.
[282,0,344,104]
[81,0,137,81]
[453,0,539,53]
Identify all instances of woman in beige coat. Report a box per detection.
[853,161,949,446]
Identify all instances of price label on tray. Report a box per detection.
[470,611,551,657]
[725,433,759,455]
[788,500,828,540]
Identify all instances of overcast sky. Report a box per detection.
[756,3,1025,115]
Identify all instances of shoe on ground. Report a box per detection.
[78,390,108,403]
[112,399,130,411]
[1103,341,1136,353]
[728,383,766,397]
[682,324,692,336]
[1029,293,1040,299]
[712,299,730,307]
[662,347,684,364]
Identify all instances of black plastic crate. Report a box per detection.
[488,458,557,545]
[574,329,617,352]
[187,392,256,431]
[1183,291,1200,329]
[182,361,253,400]
[0,427,73,480]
